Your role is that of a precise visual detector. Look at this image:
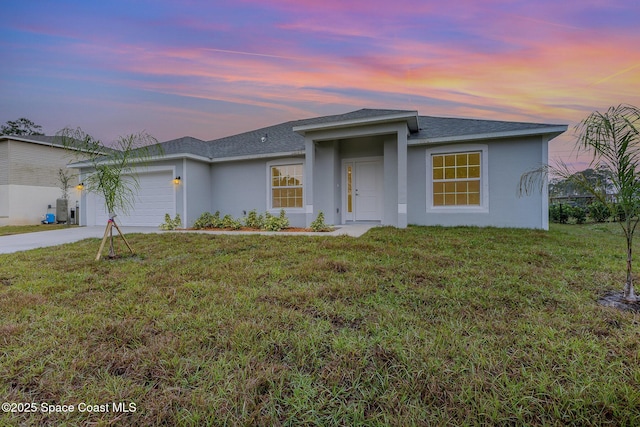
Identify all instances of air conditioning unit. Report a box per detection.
[56,199,68,224]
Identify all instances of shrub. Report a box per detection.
[159,213,182,230]
[243,209,264,229]
[193,211,221,229]
[570,206,587,224]
[310,211,331,232]
[589,201,610,222]
[264,209,289,231]
[221,214,242,230]
[549,204,569,224]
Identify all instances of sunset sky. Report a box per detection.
[1,0,639,167]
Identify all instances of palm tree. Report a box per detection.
[521,104,640,301]
[58,128,159,259]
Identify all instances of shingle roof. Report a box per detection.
[154,136,208,157]
[204,109,420,159]
[49,109,566,163]
[412,116,564,141]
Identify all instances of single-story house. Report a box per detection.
[74,109,567,230]
[0,135,83,226]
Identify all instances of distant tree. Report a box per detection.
[1,118,44,136]
[58,127,159,259]
[549,167,612,198]
[520,104,640,302]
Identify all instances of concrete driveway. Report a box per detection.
[0,224,375,255]
[0,226,163,255]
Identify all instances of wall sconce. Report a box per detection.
[173,176,181,185]
[76,182,84,190]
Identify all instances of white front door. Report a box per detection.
[343,158,382,222]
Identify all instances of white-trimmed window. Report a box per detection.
[269,162,303,209]
[427,145,488,212]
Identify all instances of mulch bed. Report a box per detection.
[181,227,330,233]
[598,290,640,312]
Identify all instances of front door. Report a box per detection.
[343,158,382,222]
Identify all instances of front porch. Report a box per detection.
[293,112,418,228]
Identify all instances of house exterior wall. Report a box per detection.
[183,159,212,227]
[0,139,81,225]
[0,185,73,226]
[407,136,549,229]
[0,142,8,218]
[383,138,399,226]
[0,141,8,185]
[314,140,341,225]
[8,140,73,187]
[209,156,307,227]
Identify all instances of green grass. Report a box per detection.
[0,224,77,236]
[1,224,639,426]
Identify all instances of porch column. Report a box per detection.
[397,127,408,228]
[304,137,315,227]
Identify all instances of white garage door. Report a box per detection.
[94,171,175,227]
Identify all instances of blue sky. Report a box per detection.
[2,0,639,166]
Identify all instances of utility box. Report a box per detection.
[56,199,68,224]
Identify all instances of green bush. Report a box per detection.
[310,211,331,232]
[264,209,289,231]
[243,209,264,229]
[193,211,221,229]
[588,201,610,222]
[159,213,182,230]
[549,204,569,224]
[570,206,587,224]
[221,214,242,230]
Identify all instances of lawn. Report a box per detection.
[0,224,77,236]
[1,224,639,425]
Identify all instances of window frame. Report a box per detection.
[426,144,489,213]
[266,159,305,213]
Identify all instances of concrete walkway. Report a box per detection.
[0,224,375,254]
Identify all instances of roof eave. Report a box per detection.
[0,135,65,149]
[293,112,419,136]
[69,151,306,168]
[209,150,305,163]
[408,125,568,146]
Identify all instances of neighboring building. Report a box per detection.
[73,109,567,230]
[0,135,82,226]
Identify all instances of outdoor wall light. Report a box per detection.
[76,182,84,190]
[173,176,181,185]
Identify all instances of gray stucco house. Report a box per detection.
[76,109,567,229]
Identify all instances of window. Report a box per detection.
[270,163,303,209]
[432,152,481,206]
[427,145,488,212]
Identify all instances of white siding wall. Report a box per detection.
[0,140,81,225]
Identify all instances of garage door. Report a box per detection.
[94,171,175,226]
